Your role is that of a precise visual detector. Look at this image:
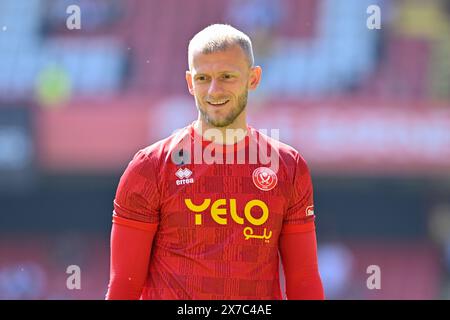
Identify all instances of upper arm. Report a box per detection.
[107,149,161,299]
[113,149,161,224]
[282,154,315,234]
[279,154,324,299]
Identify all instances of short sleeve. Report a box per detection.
[113,149,161,224]
[282,154,315,234]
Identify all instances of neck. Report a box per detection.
[194,112,248,145]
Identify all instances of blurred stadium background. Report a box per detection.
[0,0,449,299]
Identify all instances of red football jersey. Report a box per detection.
[113,122,316,299]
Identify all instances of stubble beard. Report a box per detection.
[196,90,248,128]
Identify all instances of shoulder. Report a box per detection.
[133,125,191,169]
[118,125,191,185]
[250,126,308,169]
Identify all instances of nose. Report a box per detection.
[207,79,224,96]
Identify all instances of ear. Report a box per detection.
[186,70,195,96]
[248,66,262,91]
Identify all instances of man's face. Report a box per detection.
[186,45,261,128]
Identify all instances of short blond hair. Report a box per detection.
[188,24,254,69]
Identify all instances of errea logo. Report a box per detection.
[176,168,194,185]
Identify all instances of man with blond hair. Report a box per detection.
[106,24,324,300]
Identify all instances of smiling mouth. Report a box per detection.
[207,100,230,107]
